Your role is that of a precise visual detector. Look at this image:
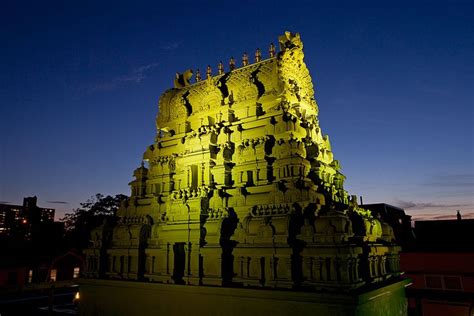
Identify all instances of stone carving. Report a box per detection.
[84,32,402,291]
[174,69,193,88]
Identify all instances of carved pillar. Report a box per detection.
[316,257,325,282]
[355,257,361,282]
[144,255,151,275]
[322,257,331,281]
[277,256,292,282]
[380,255,387,276]
[394,253,400,272]
[369,256,376,279]
[273,256,292,288]
[200,246,222,285]
[242,256,262,286]
[386,254,394,274]
[337,258,350,283]
[303,256,313,281]
[264,256,273,286]
[186,242,201,285]
[234,256,244,279]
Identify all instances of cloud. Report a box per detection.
[136,63,160,73]
[393,199,470,210]
[0,201,11,204]
[410,212,474,221]
[92,62,160,92]
[394,197,474,221]
[161,41,180,51]
[46,201,69,204]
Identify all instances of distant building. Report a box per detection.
[47,250,84,282]
[401,218,474,316]
[0,249,83,288]
[0,196,67,290]
[0,196,55,239]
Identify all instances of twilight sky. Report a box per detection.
[1,1,473,221]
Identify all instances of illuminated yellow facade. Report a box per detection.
[85,32,401,291]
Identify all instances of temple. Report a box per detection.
[82,32,408,315]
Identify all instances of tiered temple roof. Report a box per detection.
[85,32,402,291]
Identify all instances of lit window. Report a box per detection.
[50,269,57,282]
[28,270,33,283]
[73,267,80,279]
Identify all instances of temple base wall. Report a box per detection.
[78,278,409,316]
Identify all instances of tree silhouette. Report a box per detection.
[62,193,127,249]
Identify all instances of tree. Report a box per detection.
[61,193,128,249]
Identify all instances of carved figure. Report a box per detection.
[206,65,212,79]
[255,48,261,62]
[174,69,193,88]
[242,52,249,66]
[218,61,224,75]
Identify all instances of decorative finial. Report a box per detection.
[229,57,236,70]
[206,65,212,79]
[269,43,276,58]
[255,48,261,62]
[195,69,201,82]
[218,61,224,75]
[242,52,249,66]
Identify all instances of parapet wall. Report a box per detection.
[78,278,409,316]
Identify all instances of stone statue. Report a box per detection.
[255,48,261,62]
[173,69,193,88]
[195,69,201,82]
[218,61,224,75]
[229,57,236,70]
[242,52,249,66]
[269,42,276,57]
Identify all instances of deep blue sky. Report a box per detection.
[1,1,473,220]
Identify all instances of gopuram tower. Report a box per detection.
[83,32,408,315]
